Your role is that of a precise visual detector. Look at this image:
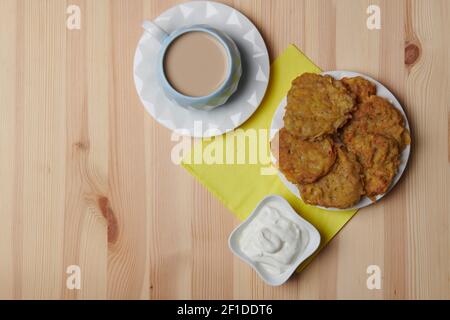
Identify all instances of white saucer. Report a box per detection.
[270,71,411,211]
[134,1,270,138]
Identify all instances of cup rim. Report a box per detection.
[158,25,234,102]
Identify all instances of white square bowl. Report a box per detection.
[228,195,321,286]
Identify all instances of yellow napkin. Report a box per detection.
[182,45,357,271]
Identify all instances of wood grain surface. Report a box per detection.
[0,0,449,300]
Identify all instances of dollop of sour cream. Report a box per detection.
[238,202,308,275]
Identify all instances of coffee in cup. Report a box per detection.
[142,22,242,110]
[163,31,229,97]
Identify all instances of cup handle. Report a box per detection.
[142,20,168,44]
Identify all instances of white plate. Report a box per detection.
[133,1,270,138]
[270,71,411,211]
[228,195,321,286]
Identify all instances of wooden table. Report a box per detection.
[0,0,449,300]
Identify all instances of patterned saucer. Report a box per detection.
[134,1,270,138]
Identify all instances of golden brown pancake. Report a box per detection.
[283,73,355,140]
[341,76,377,103]
[299,147,364,209]
[342,95,410,150]
[272,128,336,184]
[344,133,400,198]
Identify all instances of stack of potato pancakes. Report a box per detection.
[271,73,410,209]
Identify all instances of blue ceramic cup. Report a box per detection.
[142,21,242,111]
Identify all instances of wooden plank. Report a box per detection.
[0,0,448,299]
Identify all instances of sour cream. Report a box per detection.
[238,202,309,275]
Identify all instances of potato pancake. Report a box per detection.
[342,95,410,150]
[272,128,336,184]
[345,133,400,198]
[341,76,376,103]
[299,147,364,209]
[284,73,355,140]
